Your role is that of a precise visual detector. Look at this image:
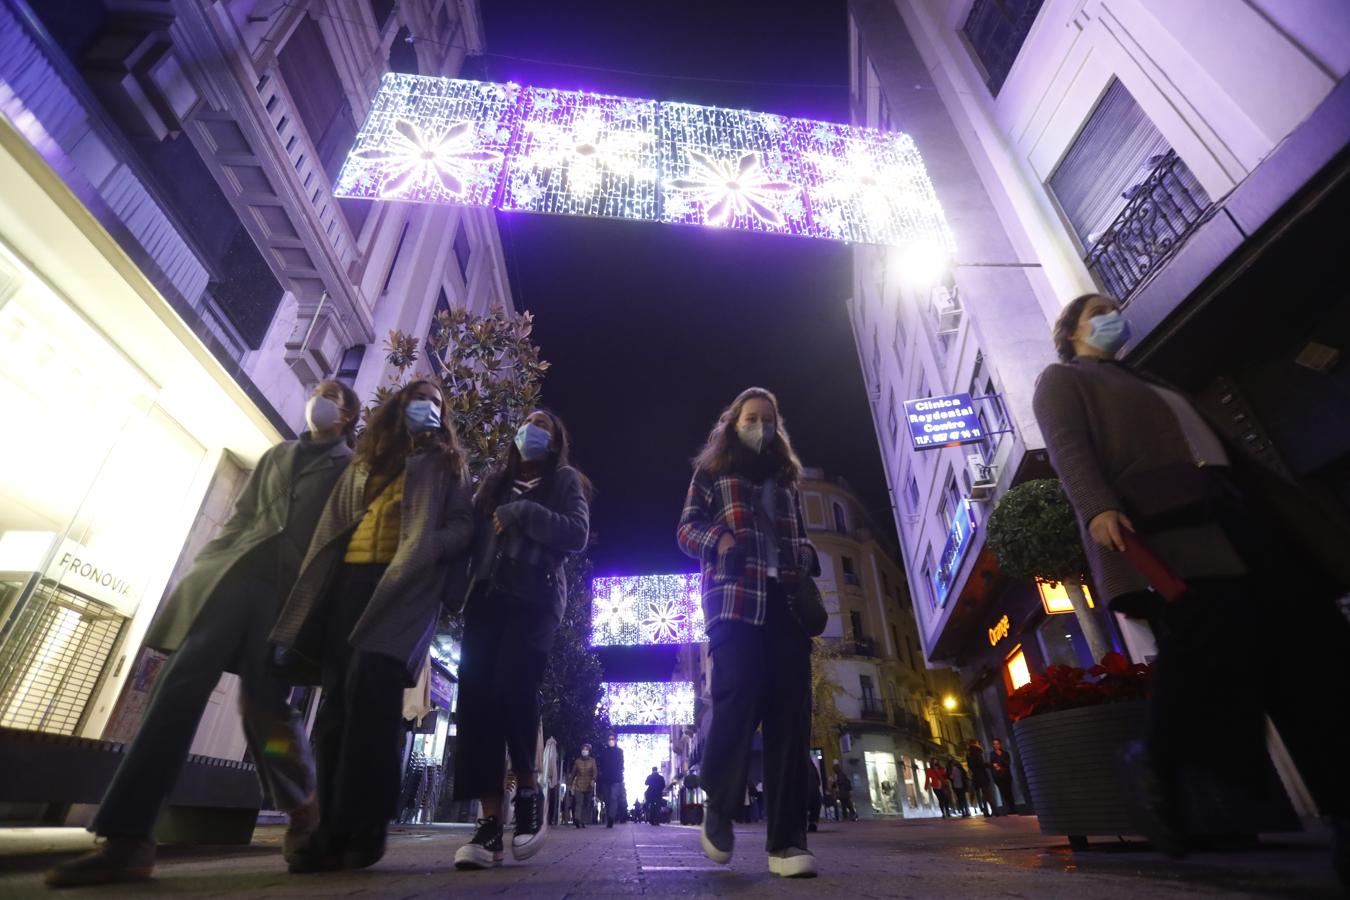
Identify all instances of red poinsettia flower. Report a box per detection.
[1008,652,1152,721]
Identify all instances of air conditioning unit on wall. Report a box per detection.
[932,285,962,335]
[966,454,997,501]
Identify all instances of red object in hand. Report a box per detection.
[1120,530,1189,602]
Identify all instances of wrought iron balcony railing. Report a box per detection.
[859,700,887,722]
[1084,150,1214,301]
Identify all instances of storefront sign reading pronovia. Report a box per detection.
[904,393,986,451]
[43,538,139,616]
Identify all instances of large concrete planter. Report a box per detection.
[1013,701,1147,846]
[1014,701,1300,849]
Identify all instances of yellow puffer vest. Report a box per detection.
[344,472,405,564]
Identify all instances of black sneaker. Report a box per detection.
[454,817,504,869]
[45,837,155,887]
[511,788,549,860]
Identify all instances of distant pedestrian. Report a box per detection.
[46,382,360,887]
[926,758,952,817]
[596,732,625,827]
[645,768,667,825]
[452,409,591,869]
[569,744,597,828]
[989,739,1017,815]
[967,740,993,816]
[834,763,858,822]
[1034,293,1350,872]
[947,757,970,817]
[678,387,821,878]
[273,379,475,873]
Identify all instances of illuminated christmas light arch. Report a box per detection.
[590,574,705,647]
[602,681,696,726]
[616,732,672,805]
[335,74,955,249]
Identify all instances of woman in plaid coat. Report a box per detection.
[678,387,820,878]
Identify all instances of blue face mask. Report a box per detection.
[1085,310,1131,354]
[515,422,553,461]
[405,399,442,433]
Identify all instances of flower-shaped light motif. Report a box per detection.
[520,108,652,198]
[811,138,928,236]
[592,584,633,643]
[642,597,686,643]
[664,151,799,227]
[353,119,503,200]
[634,695,665,724]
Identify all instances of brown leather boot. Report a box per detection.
[45,837,155,887]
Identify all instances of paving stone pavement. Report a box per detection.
[0,816,1342,898]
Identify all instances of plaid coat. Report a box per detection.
[677,467,819,628]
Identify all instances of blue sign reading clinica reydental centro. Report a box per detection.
[904,393,985,450]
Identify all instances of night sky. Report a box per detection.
[480,1,896,577]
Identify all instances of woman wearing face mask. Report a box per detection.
[47,381,359,887]
[453,409,590,869]
[568,744,597,828]
[271,379,474,873]
[677,387,821,878]
[1034,294,1350,869]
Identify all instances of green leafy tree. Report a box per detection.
[539,552,611,761]
[367,307,550,482]
[810,634,848,760]
[425,306,550,481]
[985,479,1111,660]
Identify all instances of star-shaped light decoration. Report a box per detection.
[590,575,703,647]
[350,119,503,201]
[664,150,800,227]
[642,597,687,644]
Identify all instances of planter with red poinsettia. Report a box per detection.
[1009,652,1152,849]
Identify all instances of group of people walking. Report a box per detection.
[48,379,590,885]
[926,739,1016,818]
[562,733,626,828]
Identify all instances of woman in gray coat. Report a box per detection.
[273,379,474,873]
[1034,293,1350,869]
[47,380,360,888]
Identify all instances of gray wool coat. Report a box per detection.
[143,436,352,665]
[1031,358,1247,602]
[269,450,475,685]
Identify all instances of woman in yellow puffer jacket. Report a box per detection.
[273,379,474,873]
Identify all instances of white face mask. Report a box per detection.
[581,749,590,757]
[306,395,344,434]
[736,421,775,454]
[608,740,617,748]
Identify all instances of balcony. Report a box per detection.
[833,637,879,658]
[859,700,887,722]
[891,706,927,736]
[1085,150,1215,302]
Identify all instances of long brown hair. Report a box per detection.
[692,387,804,485]
[355,378,466,481]
[476,407,592,515]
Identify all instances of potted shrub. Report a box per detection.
[985,479,1112,660]
[1009,652,1151,849]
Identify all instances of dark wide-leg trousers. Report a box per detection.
[312,563,406,838]
[453,590,559,800]
[93,564,314,838]
[701,582,812,853]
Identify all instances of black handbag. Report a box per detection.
[784,572,828,637]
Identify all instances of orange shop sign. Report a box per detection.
[987,614,1011,647]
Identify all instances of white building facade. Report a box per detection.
[0,0,511,766]
[847,0,1349,748]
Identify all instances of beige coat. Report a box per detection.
[144,438,351,663]
[570,756,598,792]
[1031,358,1246,601]
[270,450,474,684]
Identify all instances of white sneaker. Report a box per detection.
[768,848,818,878]
[454,817,504,870]
[510,788,549,861]
[700,806,734,864]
